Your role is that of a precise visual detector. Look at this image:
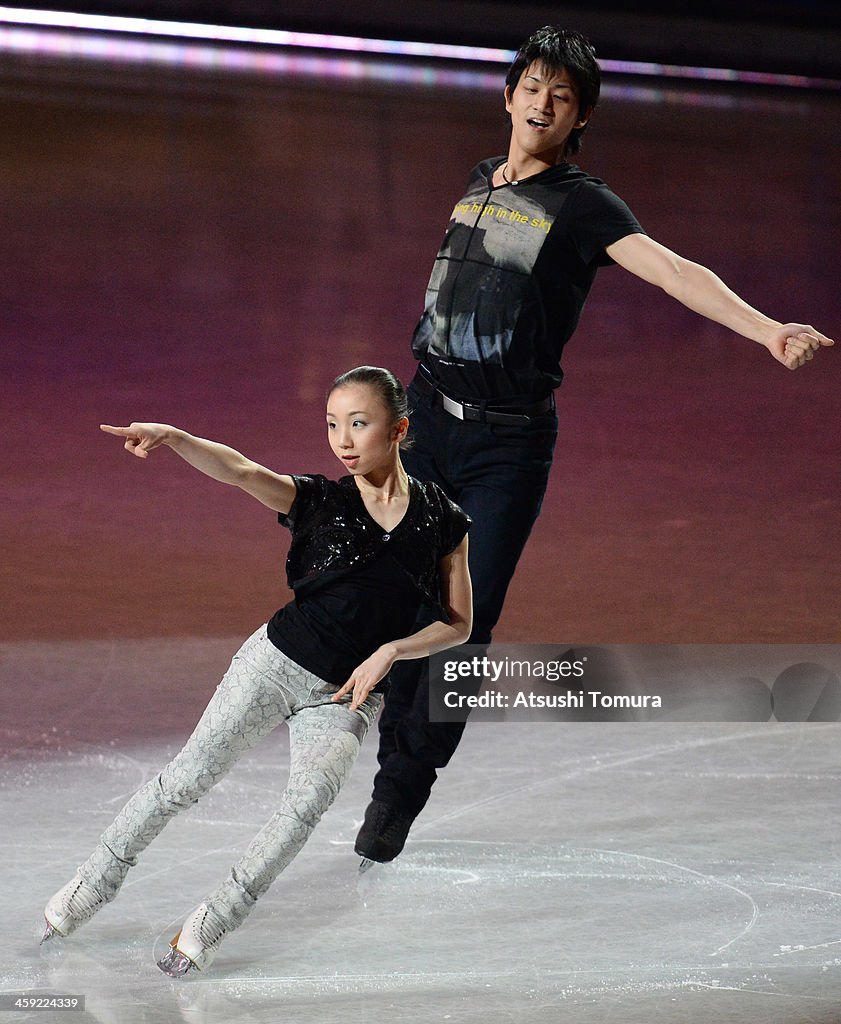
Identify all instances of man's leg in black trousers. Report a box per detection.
[356,384,557,861]
[364,383,451,820]
[370,656,466,816]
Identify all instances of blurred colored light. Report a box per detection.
[0,6,838,91]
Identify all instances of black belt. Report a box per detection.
[414,367,554,426]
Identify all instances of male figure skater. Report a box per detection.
[354,26,834,863]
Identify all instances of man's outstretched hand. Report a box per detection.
[765,324,834,370]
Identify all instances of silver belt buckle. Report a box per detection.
[441,393,465,420]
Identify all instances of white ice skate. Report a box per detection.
[156,903,226,977]
[42,875,106,942]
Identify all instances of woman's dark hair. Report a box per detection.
[329,365,411,447]
[505,26,601,156]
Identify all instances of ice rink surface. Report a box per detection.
[3,686,840,1024]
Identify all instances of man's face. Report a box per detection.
[504,62,589,161]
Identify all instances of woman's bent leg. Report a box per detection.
[203,694,379,932]
[77,629,294,903]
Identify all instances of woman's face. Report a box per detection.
[326,383,406,476]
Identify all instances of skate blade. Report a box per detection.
[157,945,196,977]
[41,919,60,944]
[358,857,379,875]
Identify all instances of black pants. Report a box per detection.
[371,374,558,816]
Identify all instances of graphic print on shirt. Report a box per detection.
[410,159,645,401]
[418,187,556,367]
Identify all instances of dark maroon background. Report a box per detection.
[0,50,838,751]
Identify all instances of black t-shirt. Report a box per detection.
[411,157,645,402]
[266,474,471,687]
[268,550,424,687]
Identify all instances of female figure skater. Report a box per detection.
[41,365,471,977]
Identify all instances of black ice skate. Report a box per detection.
[354,800,414,865]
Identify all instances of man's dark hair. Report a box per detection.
[505,26,601,156]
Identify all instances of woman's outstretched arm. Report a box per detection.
[100,422,297,514]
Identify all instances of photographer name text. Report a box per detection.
[443,690,662,710]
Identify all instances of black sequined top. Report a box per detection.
[278,474,471,610]
[265,474,470,685]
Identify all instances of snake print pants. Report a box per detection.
[77,626,381,932]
